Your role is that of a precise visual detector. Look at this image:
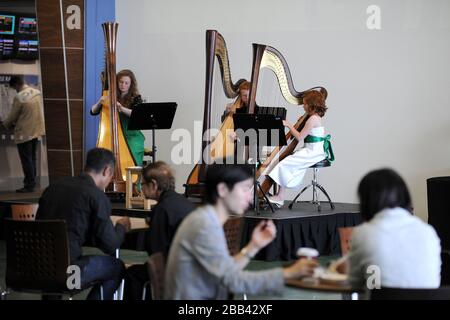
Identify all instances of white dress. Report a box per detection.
[268,126,327,189]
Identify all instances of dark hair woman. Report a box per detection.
[346,168,441,290]
[91,69,145,166]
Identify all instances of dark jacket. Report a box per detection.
[36,173,126,263]
[145,189,195,256]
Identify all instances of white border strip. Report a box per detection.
[59,0,75,176]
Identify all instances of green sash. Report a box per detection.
[304,134,335,162]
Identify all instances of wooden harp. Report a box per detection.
[247,44,328,195]
[96,22,137,193]
[185,30,248,198]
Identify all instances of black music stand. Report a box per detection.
[233,113,286,214]
[128,102,177,163]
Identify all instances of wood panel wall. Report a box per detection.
[36,0,84,182]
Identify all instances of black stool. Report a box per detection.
[288,159,335,212]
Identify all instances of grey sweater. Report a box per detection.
[164,205,284,300]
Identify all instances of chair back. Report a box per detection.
[11,203,39,221]
[338,227,354,256]
[223,217,244,255]
[147,252,166,300]
[4,219,71,293]
[370,286,450,300]
[441,250,450,286]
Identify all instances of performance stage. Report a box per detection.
[241,202,362,261]
[0,191,362,261]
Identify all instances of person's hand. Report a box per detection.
[98,96,106,105]
[335,261,348,274]
[225,104,232,113]
[117,102,131,116]
[250,220,276,250]
[283,258,319,280]
[228,131,237,141]
[116,216,131,233]
[117,101,124,113]
[282,120,292,128]
[329,256,349,274]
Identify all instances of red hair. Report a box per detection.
[117,69,140,108]
[238,80,250,91]
[303,89,327,117]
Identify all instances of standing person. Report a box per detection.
[123,161,195,300]
[91,69,145,166]
[346,168,441,290]
[36,148,131,300]
[164,164,318,300]
[267,90,334,207]
[1,75,45,192]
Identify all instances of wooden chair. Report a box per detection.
[146,252,166,300]
[223,217,248,300]
[125,166,155,210]
[4,219,103,299]
[338,227,354,256]
[11,203,39,221]
[223,217,244,256]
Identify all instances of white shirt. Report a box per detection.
[348,207,441,290]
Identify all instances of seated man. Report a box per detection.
[36,148,131,300]
[165,164,318,300]
[124,161,195,300]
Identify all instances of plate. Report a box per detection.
[318,272,348,285]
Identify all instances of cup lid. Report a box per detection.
[297,247,319,258]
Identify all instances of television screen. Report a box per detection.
[0,14,15,35]
[18,17,37,35]
[15,39,39,60]
[0,37,15,59]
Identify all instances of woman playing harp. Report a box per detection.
[267,89,334,207]
[185,30,247,197]
[221,80,250,122]
[246,43,331,204]
[91,69,145,166]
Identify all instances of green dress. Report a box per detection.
[120,95,145,166]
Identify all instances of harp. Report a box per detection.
[184,30,248,198]
[96,22,137,193]
[247,44,328,196]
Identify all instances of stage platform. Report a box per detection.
[0,191,362,261]
[241,202,362,261]
[0,190,150,218]
[0,191,151,246]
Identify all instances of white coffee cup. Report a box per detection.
[296,247,319,260]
